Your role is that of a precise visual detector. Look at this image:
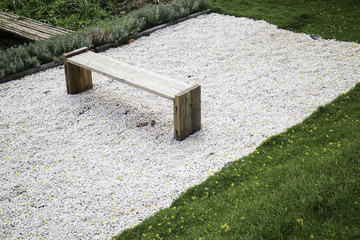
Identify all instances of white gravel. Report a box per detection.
[1,13,359,240]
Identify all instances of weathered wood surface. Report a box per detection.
[0,11,71,41]
[66,50,191,100]
[63,48,93,94]
[174,85,201,141]
[63,47,201,140]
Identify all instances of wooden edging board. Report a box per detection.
[0,9,212,84]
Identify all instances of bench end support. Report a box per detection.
[63,47,93,94]
[174,85,201,141]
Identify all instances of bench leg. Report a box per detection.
[64,63,93,94]
[63,47,93,94]
[174,85,201,141]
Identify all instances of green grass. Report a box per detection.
[0,0,164,30]
[0,0,113,30]
[113,0,360,239]
[114,76,360,240]
[207,0,360,43]
[0,0,206,79]
[3,0,358,238]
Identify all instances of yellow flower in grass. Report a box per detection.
[221,223,230,232]
[297,218,304,225]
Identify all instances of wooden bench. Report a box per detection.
[63,47,201,141]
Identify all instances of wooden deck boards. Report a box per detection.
[0,11,71,41]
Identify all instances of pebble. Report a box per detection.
[0,13,359,240]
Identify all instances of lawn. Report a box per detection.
[114,76,360,240]
[113,0,360,239]
[207,0,360,43]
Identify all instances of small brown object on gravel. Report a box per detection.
[127,39,136,44]
[136,122,148,127]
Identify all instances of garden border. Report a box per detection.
[0,9,211,84]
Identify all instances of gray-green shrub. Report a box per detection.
[0,0,206,79]
[0,31,92,78]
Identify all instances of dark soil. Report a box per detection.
[0,30,29,51]
[0,38,25,51]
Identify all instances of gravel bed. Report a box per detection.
[1,13,359,240]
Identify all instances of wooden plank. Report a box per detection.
[174,91,186,140]
[69,55,179,99]
[0,25,39,40]
[66,63,93,94]
[174,85,201,140]
[0,21,52,40]
[63,48,201,140]
[67,52,191,99]
[15,19,70,35]
[184,90,193,136]
[0,11,70,35]
[0,11,71,40]
[190,85,201,132]
[0,22,51,40]
[0,11,70,33]
[63,47,93,94]
[73,51,191,91]
[63,47,89,59]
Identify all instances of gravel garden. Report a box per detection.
[1,0,359,239]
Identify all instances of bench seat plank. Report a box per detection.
[67,51,191,100]
[63,47,201,140]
